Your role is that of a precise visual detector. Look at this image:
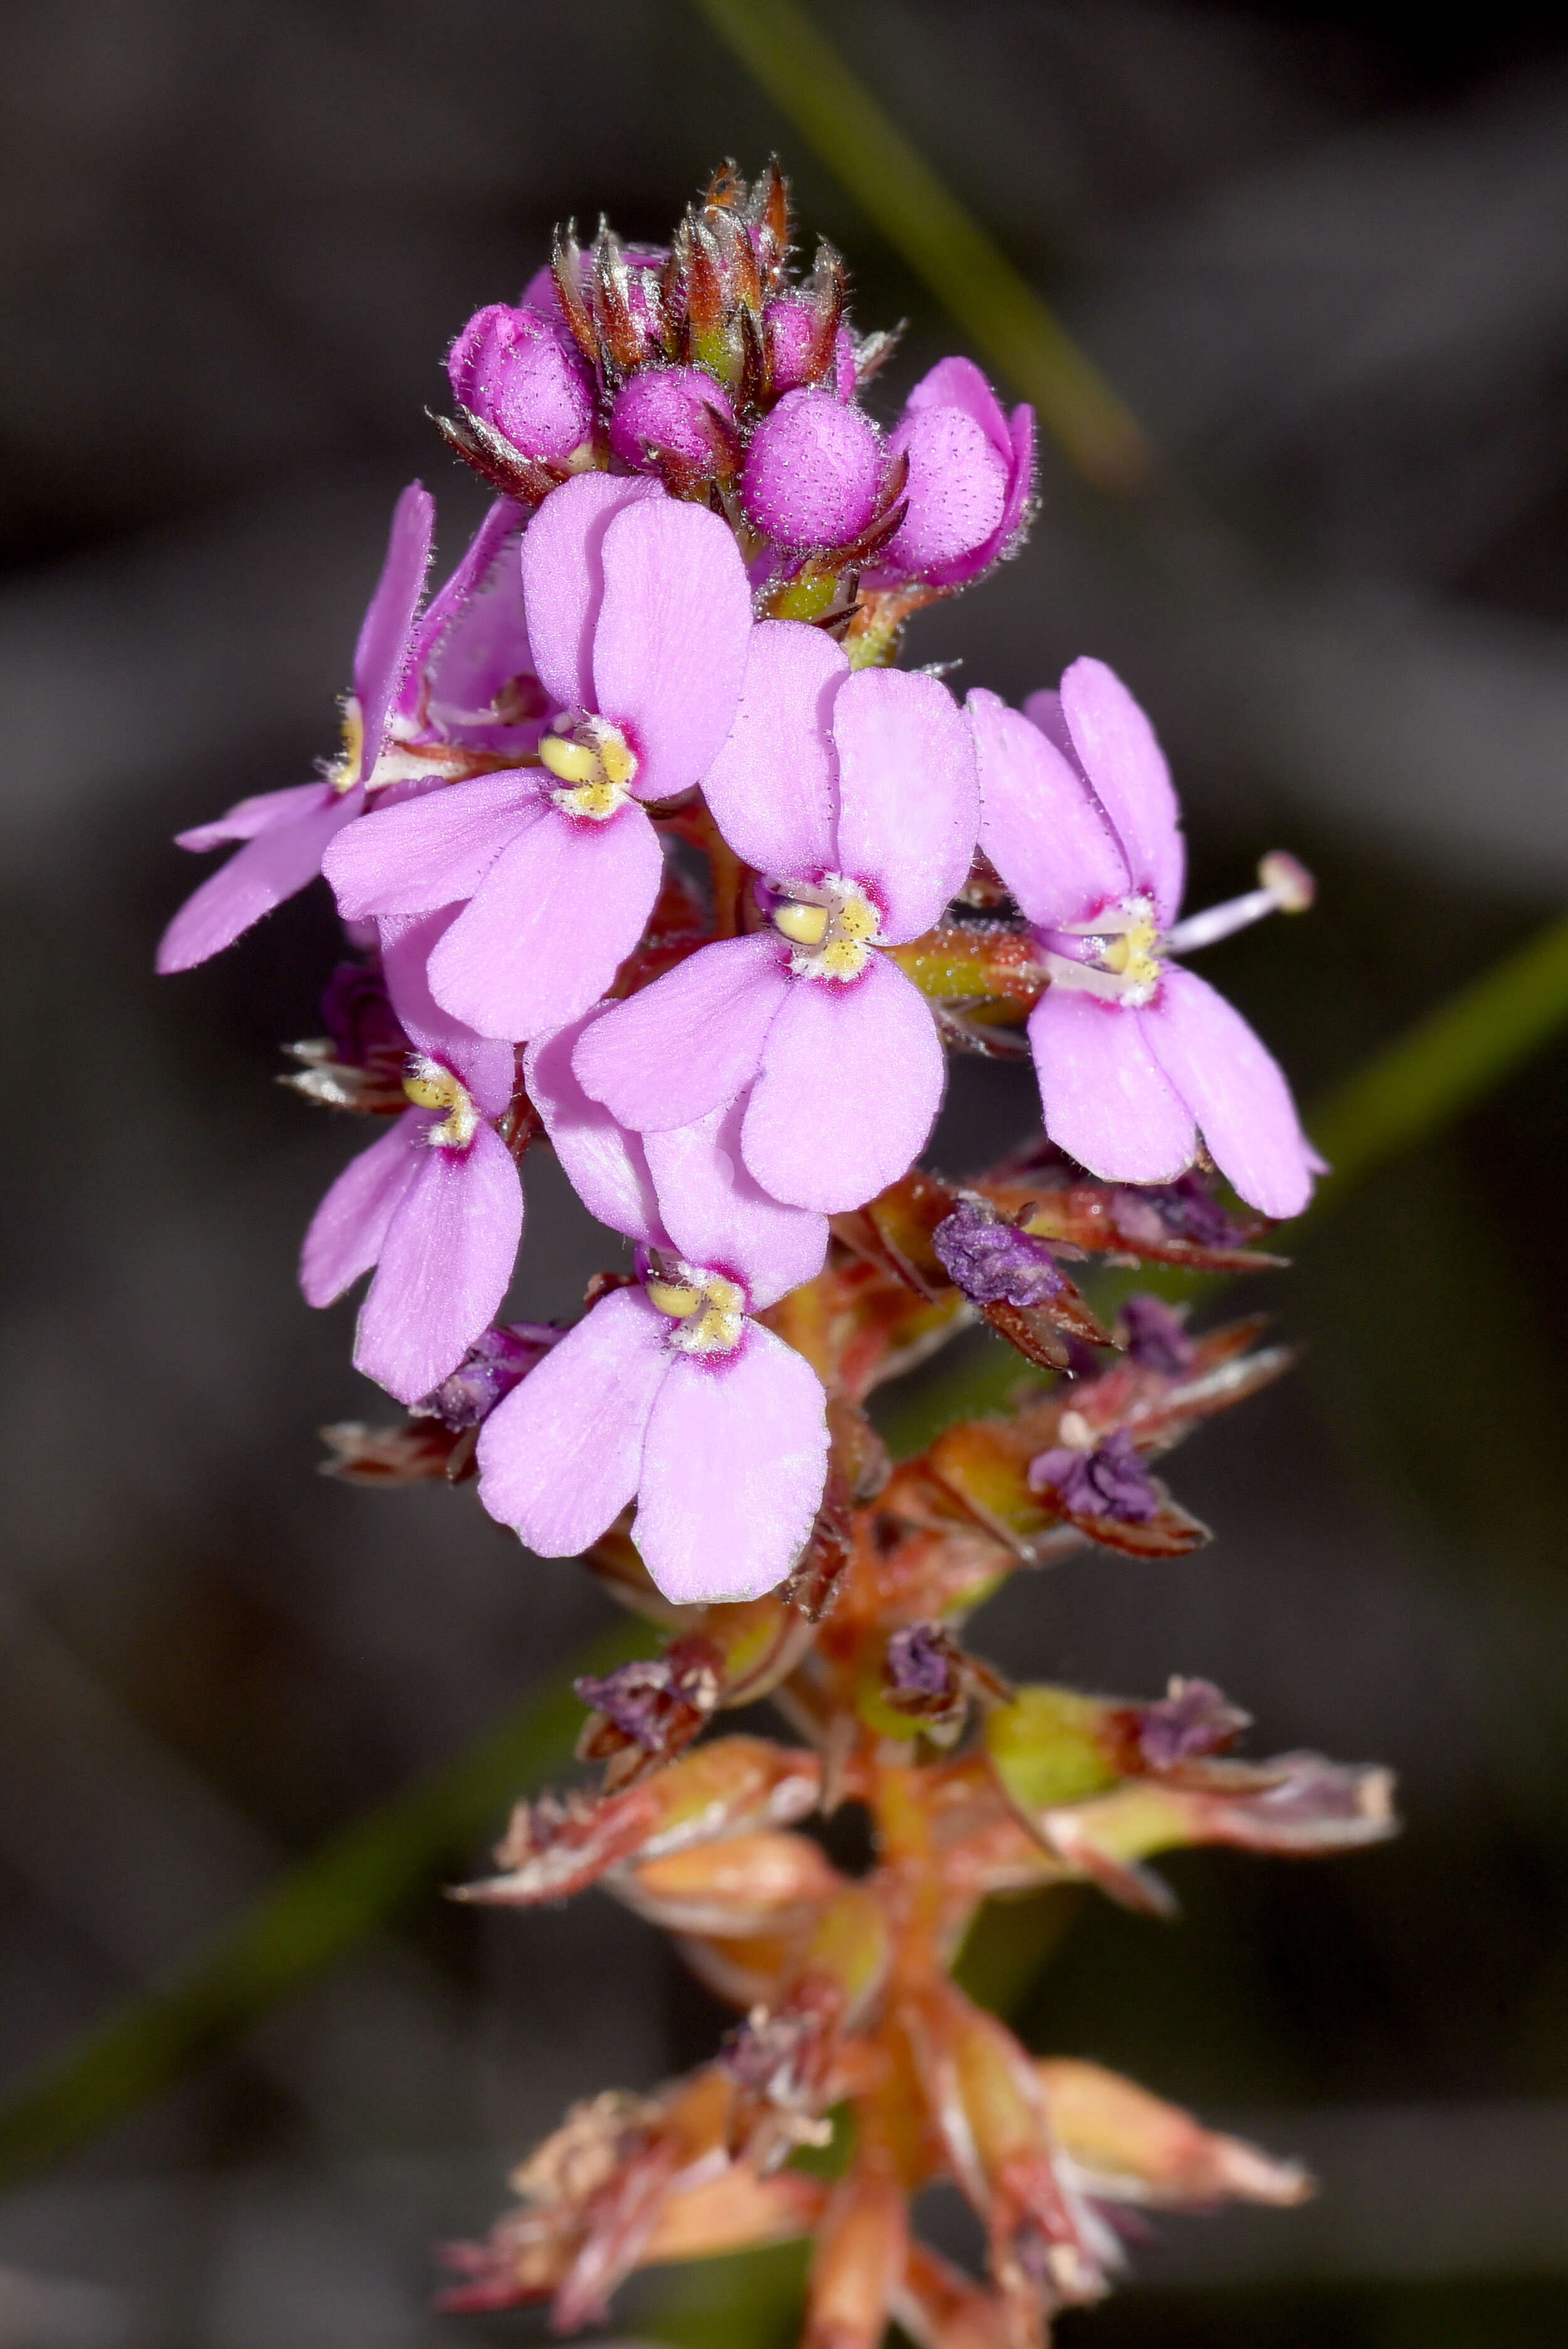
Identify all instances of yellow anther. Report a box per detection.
[539,734,599,785]
[402,1056,478,1148]
[771,900,831,949]
[328,699,366,794]
[646,1279,702,1320]
[836,894,878,942]
[820,939,865,978]
[1100,915,1160,990]
[599,732,638,788]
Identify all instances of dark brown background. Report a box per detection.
[3,5,1567,2344]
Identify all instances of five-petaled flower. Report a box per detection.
[968,660,1322,1219]
[322,472,752,1044]
[572,621,979,1215]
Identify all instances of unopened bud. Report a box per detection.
[446,303,595,463]
[608,365,737,478]
[741,388,883,549]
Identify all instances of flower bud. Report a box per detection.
[873,357,1034,588]
[766,292,855,399]
[446,303,595,463]
[741,388,883,549]
[608,364,737,478]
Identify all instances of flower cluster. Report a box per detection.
[162,164,1320,1611]
[160,164,1378,2349]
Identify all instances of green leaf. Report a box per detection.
[0,1617,650,2192]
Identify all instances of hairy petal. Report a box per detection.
[525,1010,666,1248]
[645,1099,828,1311]
[969,687,1127,927]
[322,769,545,922]
[429,803,664,1042]
[298,1112,421,1307]
[572,934,792,1132]
[697,620,844,876]
[832,668,978,941]
[742,955,945,1214]
[520,472,657,714]
[379,907,515,1117]
[1143,968,1317,1220]
[476,1287,670,1556]
[354,482,435,781]
[174,781,329,853]
[1059,657,1185,926]
[591,496,753,801]
[1026,988,1196,1185]
[354,1122,524,1405]
[157,786,357,972]
[633,1330,829,1603]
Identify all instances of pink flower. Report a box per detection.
[323,473,753,1043]
[159,489,549,974]
[572,623,978,1215]
[969,662,1322,1220]
[299,908,523,1406]
[476,1011,829,1605]
[870,358,1034,589]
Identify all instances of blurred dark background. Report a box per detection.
[3,3,1568,2343]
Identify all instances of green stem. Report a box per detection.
[686,0,1151,490]
[0,1617,649,2191]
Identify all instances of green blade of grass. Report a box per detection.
[687,0,1152,490]
[1305,909,1568,1210]
[0,1616,649,2192]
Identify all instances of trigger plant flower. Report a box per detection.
[476,1011,830,1604]
[572,622,979,1215]
[322,472,753,1043]
[159,488,548,972]
[299,908,523,1407]
[968,662,1322,1219]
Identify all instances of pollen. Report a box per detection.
[647,1264,747,1356]
[1100,914,1160,991]
[327,698,366,794]
[403,1055,479,1148]
[767,872,881,981]
[542,717,639,820]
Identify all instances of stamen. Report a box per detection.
[326,698,366,794]
[646,1262,747,1355]
[542,717,639,820]
[766,872,881,981]
[1164,853,1316,956]
[403,1055,480,1148]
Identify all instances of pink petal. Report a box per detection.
[174,780,328,853]
[1026,988,1196,1185]
[322,769,545,922]
[409,497,520,685]
[591,495,753,801]
[476,1286,670,1555]
[831,668,977,942]
[1142,967,1316,1220]
[354,1121,524,1404]
[354,482,435,783]
[633,1328,829,1603]
[699,620,844,877]
[741,956,945,1214]
[520,473,658,714]
[571,933,791,1132]
[416,500,547,759]
[969,688,1127,927]
[298,1112,421,1307]
[524,1011,666,1248]
[645,1099,828,1311]
[1058,658,1185,926]
[900,356,1011,460]
[379,909,515,1117]
[157,786,356,973]
[429,801,664,1041]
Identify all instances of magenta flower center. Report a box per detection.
[539,715,639,820]
[403,1055,480,1149]
[765,870,881,981]
[644,1260,748,1356]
